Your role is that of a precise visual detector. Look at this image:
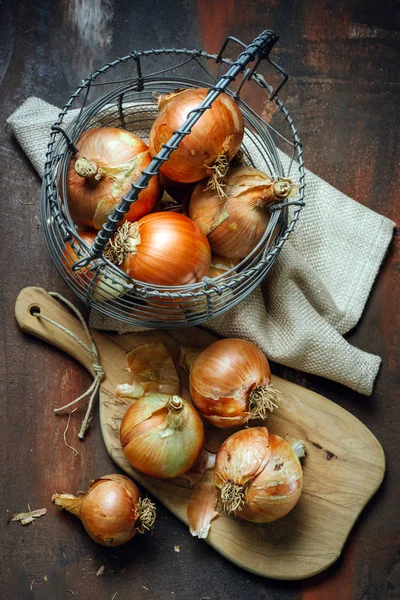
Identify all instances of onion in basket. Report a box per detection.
[66,127,160,229]
[214,427,304,522]
[149,88,244,194]
[189,165,299,258]
[104,212,211,286]
[52,474,156,546]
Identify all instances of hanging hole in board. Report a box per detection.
[30,305,41,316]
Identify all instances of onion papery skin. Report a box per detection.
[66,127,160,229]
[214,427,270,489]
[52,474,154,547]
[238,433,303,523]
[107,212,211,286]
[149,88,244,184]
[214,428,303,523]
[120,394,205,478]
[189,166,295,258]
[189,338,274,428]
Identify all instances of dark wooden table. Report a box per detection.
[1,1,399,599]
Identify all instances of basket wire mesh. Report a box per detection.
[41,31,305,328]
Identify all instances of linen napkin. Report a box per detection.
[8,97,395,395]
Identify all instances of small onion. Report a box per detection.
[189,338,281,428]
[104,212,211,286]
[66,127,160,229]
[62,229,127,301]
[189,166,299,258]
[214,427,304,522]
[120,394,205,478]
[149,88,244,189]
[52,474,156,546]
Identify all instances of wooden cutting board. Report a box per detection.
[15,287,385,580]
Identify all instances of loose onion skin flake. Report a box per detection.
[214,428,304,523]
[120,394,205,479]
[189,166,299,258]
[187,468,219,539]
[189,338,281,428]
[115,342,181,399]
[104,212,211,286]
[66,127,160,229]
[149,88,244,190]
[52,474,156,546]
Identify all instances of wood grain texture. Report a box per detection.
[15,287,385,580]
[1,0,399,598]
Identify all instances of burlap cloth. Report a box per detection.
[8,97,396,395]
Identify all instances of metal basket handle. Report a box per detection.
[77,30,279,265]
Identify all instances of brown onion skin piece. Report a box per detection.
[189,338,272,428]
[189,166,277,258]
[149,88,244,183]
[237,433,303,523]
[121,212,211,286]
[66,128,160,229]
[79,475,141,546]
[187,468,219,538]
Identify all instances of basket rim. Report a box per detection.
[40,46,305,326]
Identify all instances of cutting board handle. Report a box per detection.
[15,287,95,375]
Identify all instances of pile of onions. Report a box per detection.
[66,127,160,229]
[189,166,299,258]
[104,212,211,286]
[52,474,156,546]
[149,88,244,191]
[189,338,281,428]
[120,393,205,478]
[62,228,126,301]
[214,427,304,522]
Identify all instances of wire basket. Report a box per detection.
[41,30,305,328]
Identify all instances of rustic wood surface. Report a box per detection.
[0,0,399,598]
[15,287,386,581]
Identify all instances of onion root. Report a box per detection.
[103,221,140,265]
[205,153,230,198]
[248,384,281,420]
[136,498,157,533]
[220,482,246,513]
